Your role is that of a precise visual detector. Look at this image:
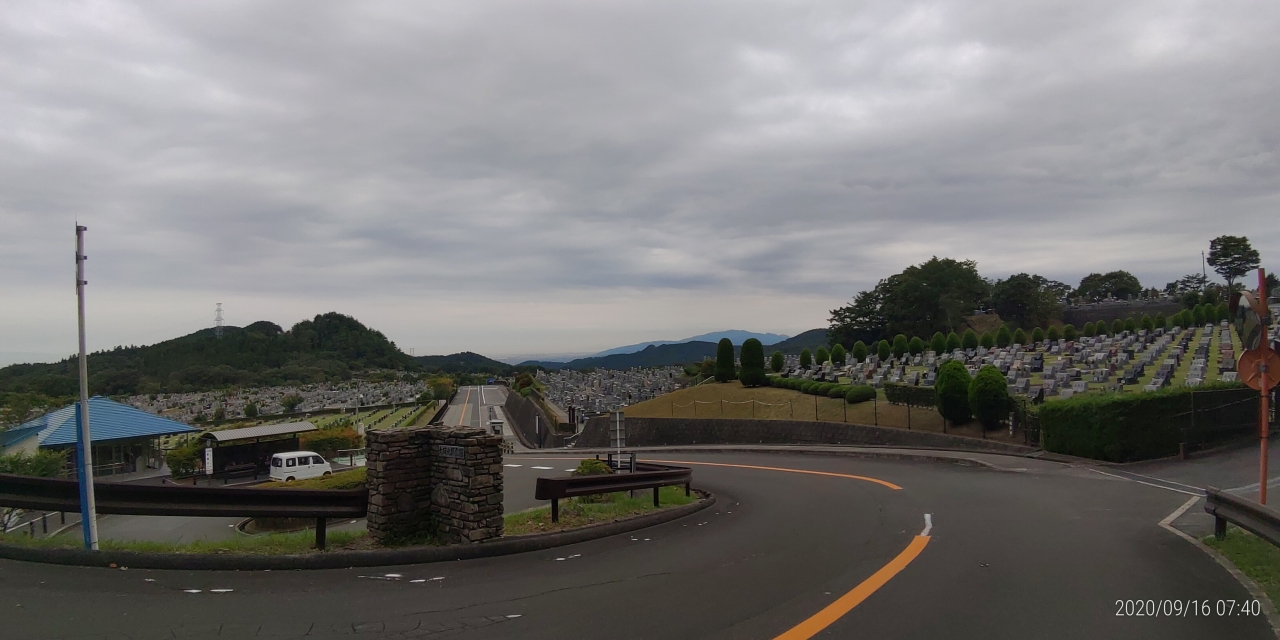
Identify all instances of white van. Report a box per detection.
[269,451,332,482]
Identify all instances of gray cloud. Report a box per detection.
[2,0,1279,360]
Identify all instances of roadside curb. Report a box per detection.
[0,493,714,571]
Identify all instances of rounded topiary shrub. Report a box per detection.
[1063,324,1077,341]
[908,336,925,355]
[1031,327,1044,343]
[715,338,736,382]
[930,332,947,355]
[1123,317,1136,333]
[969,364,1010,429]
[799,348,812,370]
[771,350,785,373]
[959,330,975,351]
[845,385,876,404]
[738,338,768,387]
[877,340,891,361]
[1012,327,1026,345]
[827,385,847,399]
[1082,321,1095,337]
[831,343,847,366]
[1153,313,1166,329]
[815,346,830,365]
[891,334,908,358]
[852,340,868,363]
[934,360,972,425]
[1046,325,1061,342]
[996,326,1012,347]
[980,331,995,348]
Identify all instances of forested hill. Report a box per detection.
[0,313,419,397]
[414,352,513,374]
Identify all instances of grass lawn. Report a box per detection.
[1204,526,1280,606]
[264,466,366,490]
[504,485,696,536]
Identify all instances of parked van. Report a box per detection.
[269,451,332,482]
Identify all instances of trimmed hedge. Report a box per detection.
[845,385,876,404]
[884,383,937,407]
[739,338,768,387]
[968,365,1010,429]
[826,385,847,399]
[935,360,972,424]
[1041,385,1254,462]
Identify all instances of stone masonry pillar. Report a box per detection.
[429,427,504,544]
[365,426,434,543]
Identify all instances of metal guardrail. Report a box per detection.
[0,473,366,549]
[534,462,693,522]
[1205,487,1280,547]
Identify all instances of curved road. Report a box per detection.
[0,451,1272,639]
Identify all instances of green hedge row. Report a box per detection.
[1040,384,1254,462]
[883,383,937,408]
[768,377,876,404]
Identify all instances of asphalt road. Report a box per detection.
[1,450,1272,640]
[441,386,507,430]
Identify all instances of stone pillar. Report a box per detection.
[429,427,504,544]
[365,426,434,544]
[366,425,503,545]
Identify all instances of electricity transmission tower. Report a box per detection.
[215,303,224,339]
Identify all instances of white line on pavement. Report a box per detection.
[531,466,554,470]
[1086,467,1201,496]
[920,514,933,537]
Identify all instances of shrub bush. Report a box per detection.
[1154,312,1166,329]
[1123,317,1136,333]
[815,346,830,365]
[996,326,1012,347]
[1012,328,1026,345]
[831,343,847,366]
[1140,315,1154,332]
[739,338,768,387]
[827,386,847,399]
[771,350,785,373]
[1041,385,1253,461]
[1192,305,1205,326]
[1046,326,1060,342]
[1031,327,1044,343]
[845,385,876,404]
[852,341,868,363]
[715,338,736,382]
[799,348,812,370]
[891,334,908,358]
[1110,319,1124,335]
[0,450,66,477]
[960,329,976,351]
[930,332,947,355]
[942,332,962,353]
[934,360,972,424]
[1082,321,1095,337]
[884,383,937,407]
[301,428,363,457]
[165,441,203,476]
[980,331,995,348]
[877,340,891,361]
[908,336,925,355]
[968,365,1010,429]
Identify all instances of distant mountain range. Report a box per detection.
[413,351,512,374]
[518,329,831,371]
[590,330,789,358]
[765,328,830,354]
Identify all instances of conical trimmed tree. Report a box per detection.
[930,332,947,355]
[1031,327,1044,343]
[1046,325,1061,342]
[770,350,784,373]
[852,341,867,363]
[892,334,908,358]
[815,346,830,365]
[935,360,972,425]
[877,340,891,361]
[960,329,977,350]
[799,348,812,370]
[831,343,847,366]
[969,365,1010,429]
[715,338,736,382]
[738,338,767,387]
[980,331,995,348]
[908,336,926,355]
[996,326,1012,347]
[1062,324,1077,341]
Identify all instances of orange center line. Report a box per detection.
[645,459,903,490]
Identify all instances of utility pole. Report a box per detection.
[74,225,99,551]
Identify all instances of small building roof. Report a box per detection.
[15,396,198,448]
[199,421,317,443]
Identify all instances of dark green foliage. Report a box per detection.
[935,360,972,424]
[1217,303,1229,323]
[991,273,1066,328]
[0,313,418,397]
[979,332,995,348]
[883,383,936,407]
[877,340,891,361]
[770,351,784,373]
[845,386,876,404]
[1207,235,1260,290]
[243,401,258,418]
[281,394,303,413]
[1046,326,1060,342]
[1154,312,1166,329]
[908,336,925,355]
[1123,317,1136,333]
[738,338,768,387]
[930,332,947,355]
[830,343,847,366]
[715,338,736,382]
[799,348,812,370]
[0,450,66,477]
[851,341,868,363]
[1012,328,1026,345]
[827,386,847,399]
[828,257,990,345]
[1062,324,1077,341]
[1140,315,1154,332]
[1041,385,1254,462]
[968,365,1010,429]
[300,428,363,457]
[1082,321,1095,337]
[891,334,908,358]
[815,346,830,365]
[996,326,1012,347]
[942,332,962,353]
[1192,305,1206,326]
[165,441,203,476]
[960,330,977,351]
[1031,327,1044,343]
[1075,271,1143,302]
[1110,319,1124,335]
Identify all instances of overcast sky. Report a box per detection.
[3,1,1279,364]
